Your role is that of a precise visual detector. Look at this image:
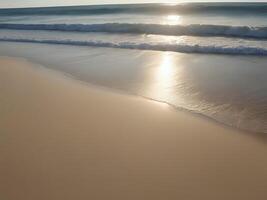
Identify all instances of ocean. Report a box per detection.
[0,3,266,133]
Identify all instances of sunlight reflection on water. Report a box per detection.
[148,52,177,101]
[163,15,182,25]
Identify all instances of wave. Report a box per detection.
[1,23,267,39]
[0,3,267,16]
[1,38,267,56]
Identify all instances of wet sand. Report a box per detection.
[1,56,267,200]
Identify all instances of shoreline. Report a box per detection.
[1,56,267,200]
[0,42,266,135]
[1,54,263,136]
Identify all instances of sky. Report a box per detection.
[0,0,267,8]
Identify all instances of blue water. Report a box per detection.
[0,3,267,55]
[0,3,266,133]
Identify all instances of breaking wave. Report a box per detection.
[1,23,267,39]
[1,37,267,56]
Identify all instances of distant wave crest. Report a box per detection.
[0,3,267,15]
[1,37,267,56]
[1,23,267,39]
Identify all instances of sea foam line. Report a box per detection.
[1,38,267,56]
[0,23,267,39]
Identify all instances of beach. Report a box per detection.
[1,56,267,200]
[1,2,267,133]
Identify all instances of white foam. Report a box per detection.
[1,37,267,55]
[1,23,267,39]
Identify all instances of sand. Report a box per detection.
[1,56,267,200]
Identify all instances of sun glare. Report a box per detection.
[146,52,176,104]
[167,15,180,21]
[165,15,181,25]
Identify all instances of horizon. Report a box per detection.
[1,0,267,9]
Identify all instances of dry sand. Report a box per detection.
[1,56,267,200]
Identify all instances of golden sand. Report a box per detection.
[1,57,267,200]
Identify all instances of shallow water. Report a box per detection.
[0,42,266,133]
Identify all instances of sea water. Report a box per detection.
[0,3,266,133]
